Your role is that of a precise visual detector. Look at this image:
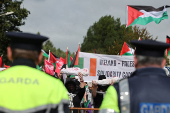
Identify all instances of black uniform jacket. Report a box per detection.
[114,67,170,113]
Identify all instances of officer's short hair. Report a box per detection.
[136,55,164,66]
[11,49,41,62]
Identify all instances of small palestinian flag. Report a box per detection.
[166,35,170,56]
[70,44,80,67]
[127,5,170,27]
[41,49,49,58]
[120,42,134,56]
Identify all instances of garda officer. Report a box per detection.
[99,40,170,113]
[0,32,69,113]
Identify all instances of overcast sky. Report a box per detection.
[20,0,170,53]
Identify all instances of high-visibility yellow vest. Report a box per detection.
[100,79,130,113]
[0,65,69,112]
[99,86,120,113]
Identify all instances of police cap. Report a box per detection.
[6,32,48,51]
[130,40,170,57]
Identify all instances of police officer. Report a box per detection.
[0,32,69,113]
[99,40,170,113]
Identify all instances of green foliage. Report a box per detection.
[43,40,57,55]
[0,0,30,64]
[81,15,157,55]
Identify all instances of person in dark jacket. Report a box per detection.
[92,75,109,113]
[100,40,170,113]
[65,72,86,113]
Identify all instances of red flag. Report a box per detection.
[75,44,80,65]
[2,64,10,71]
[70,56,73,62]
[58,57,65,69]
[55,63,61,77]
[49,52,58,63]
[4,65,10,68]
[45,59,54,76]
[55,57,65,77]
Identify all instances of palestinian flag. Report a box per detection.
[127,5,170,27]
[49,51,58,64]
[70,44,80,67]
[41,49,49,58]
[166,35,170,56]
[120,42,134,56]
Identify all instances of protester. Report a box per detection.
[65,72,86,113]
[100,40,170,113]
[82,82,92,113]
[92,75,109,113]
[0,32,69,113]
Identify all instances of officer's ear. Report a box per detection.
[134,56,138,69]
[37,52,43,65]
[7,46,13,61]
[161,59,166,68]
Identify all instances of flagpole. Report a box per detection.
[125,5,130,43]
[48,50,50,61]
[66,47,68,69]
[125,5,127,27]
[78,42,80,53]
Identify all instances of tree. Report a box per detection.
[0,0,30,64]
[81,15,157,55]
[108,25,158,55]
[43,40,57,55]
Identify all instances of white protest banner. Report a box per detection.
[78,52,135,82]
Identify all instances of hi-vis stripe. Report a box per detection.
[0,99,69,113]
[79,57,97,76]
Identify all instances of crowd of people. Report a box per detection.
[1,32,170,113]
[58,71,111,113]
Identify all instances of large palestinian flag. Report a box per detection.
[127,5,170,27]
